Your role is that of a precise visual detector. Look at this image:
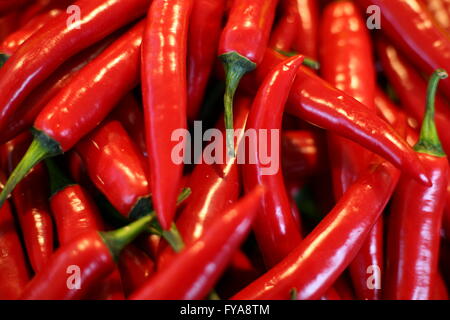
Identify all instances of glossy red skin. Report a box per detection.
[118,245,155,296]
[320,1,381,300]
[18,0,74,26]
[0,0,150,133]
[1,9,62,56]
[142,0,193,230]
[0,195,30,300]
[21,231,114,300]
[240,49,429,185]
[86,270,124,300]
[292,0,319,59]
[444,176,450,239]
[157,96,251,268]
[425,0,450,32]
[34,21,144,151]
[233,161,400,300]
[376,39,450,155]
[356,0,450,100]
[50,185,104,245]
[110,93,147,158]
[385,155,449,300]
[187,0,225,120]
[269,0,299,52]
[282,130,324,180]
[0,37,111,145]
[130,187,264,300]
[243,56,303,267]
[218,0,279,64]
[76,121,150,217]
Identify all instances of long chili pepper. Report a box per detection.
[292,0,319,59]
[233,158,400,300]
[269,0,300,52]
[376,38,450,154]
[0,11,18,45]
[118,245,155,296]
[384,70,449,300]
[0,21,144,208]
[320,1,382,300]
[130,187,264,300]
[240,49,430,185]
[6,133,54,273]
[18,0,74,26]
[218,0,279,154]
[187,0,225,120]
[0,9,62,57]
[142,0,193,230]
[0,0,150,133]
[243,55,304,267]
[425,0,450,32]
[0,173,29,300]
[20,212,158,300]
[0,35,112,145]
[355,0,450,100]
[76,120,151,219]
[157,95,251,268]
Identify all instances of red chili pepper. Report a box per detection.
[333,276,356,300]
[6,133,54,273]
[218,0,279,152]
[356,0,450,100]
[320,1,382,300]
[0,21,144,208]
[425,0,450,32]
[269,0,300,53]
[376,38,450,154]
[432,272,449,300]
[240,49,430,186]
[233,158,400,300]
[142,0,193,230]
[292,0,319,59]
[385,70,449,300]
[0,172,30,300]
[0,0,33,15]
[243,55,304,267]
[130,187,265,300]
[109,93,148,158]
[1,9,62,56]
[118,245,155,296]
[0,36,112,145]
[76,120,151,219]
[18,0,73,26]
[157,95,251,268]
[21,213,156,300]
[0,11,19,44]
[187,0,225,120]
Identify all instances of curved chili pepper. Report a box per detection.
[0,0,150,133]
[243,55,304,267]
[0,35,112,145]
[385,70,449,300]
[376,38,450,155]
[356,0,450,99]
[0,173,30,300]
[425,0,450,32]
[292,0,319,59]
[157,95,251,268]
[320,1,382,300]
[142,0,193,230]
[0,21,144,208]
[76,120,151,219]
[118,245,155,296]
[187,0,225,120]
[240,49,430,186]
[218,0,279,153]
[18,0,73,26]
[20,213,156,300]
[233,159,400,300]
[6,133,54,273]
[269,0,300,53]
[1,9,62,56]
[130,187,264,300]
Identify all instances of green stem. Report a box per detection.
[275,49,320,70]
[413,69,448,157]
[45,158,75,198]
[0,53,9,67]
[101,213,156,262]
[207,290,221,300]
[290,288,298,300]
[0,129,62,208]
[128,196,153,220]
[220,52,256,158]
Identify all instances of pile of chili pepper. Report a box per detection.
[1,0,450,301]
